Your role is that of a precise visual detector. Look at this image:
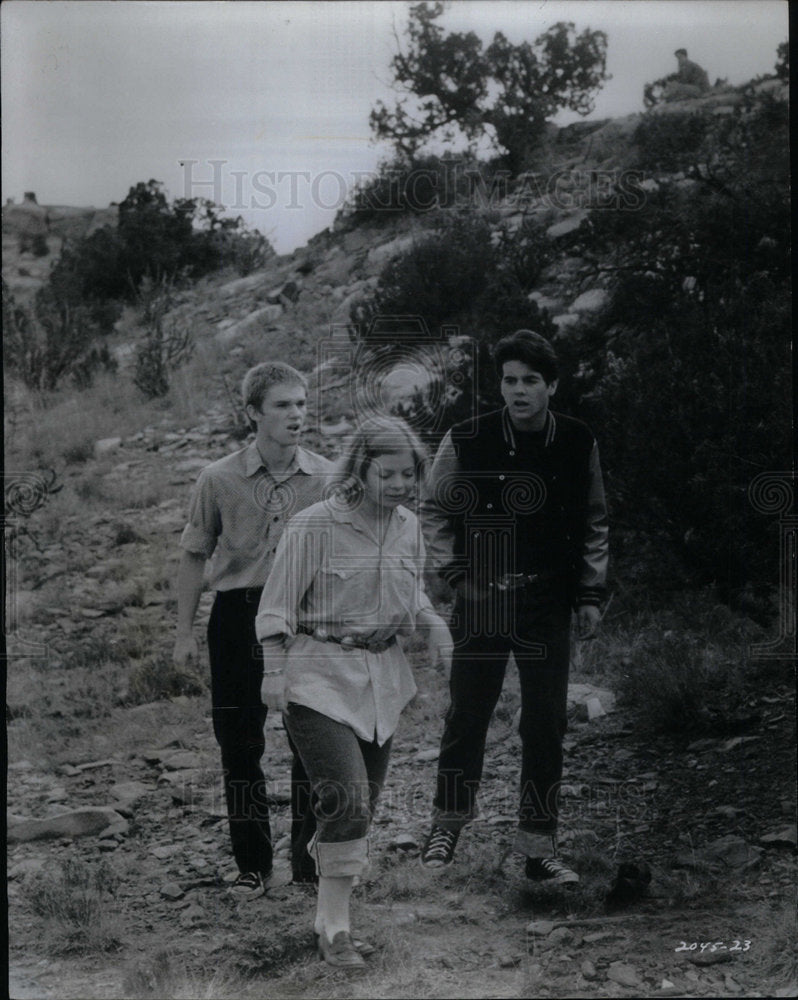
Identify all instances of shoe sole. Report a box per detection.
[526,875,580,887]
[419,856,455,870]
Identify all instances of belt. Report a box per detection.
[488,572,541,592]
[296,623,396,653]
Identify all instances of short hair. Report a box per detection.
[493,329,559,384]
[242,362,307,428]
[674,48,688,57]
[333,414,428,505]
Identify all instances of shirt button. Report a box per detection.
[499,475,505,481]
[473,531,481,538]
[273,516,279,522]
[509,450,515,456]
[487,503,493,509]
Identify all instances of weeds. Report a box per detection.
[27,857,125,955]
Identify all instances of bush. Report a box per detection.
[351,210,555,437]
[27,858,123,955]
[633,111,711,172]
[3,280,115,391]
[132,278,194,398]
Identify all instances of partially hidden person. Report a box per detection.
[174,362,333,897]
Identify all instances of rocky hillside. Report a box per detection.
[6,74,794,1000]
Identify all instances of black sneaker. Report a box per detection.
[229,870,271,899]
[420,826,460,869]
[525,856,579,885]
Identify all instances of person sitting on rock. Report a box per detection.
[664,48,710,102]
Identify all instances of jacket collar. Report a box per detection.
[501,407,556,451]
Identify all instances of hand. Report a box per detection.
[427,620,454,673]
[261,671,286,712]
[173,633,199,669]
[577,604,601,641]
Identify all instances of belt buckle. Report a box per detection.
[369,639,388,653]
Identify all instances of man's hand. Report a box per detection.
[427,619,454,673]
[577,604,601,641]
[261,671,286,712]
[173,633,199,669]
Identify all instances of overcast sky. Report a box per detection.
[1,0,788,253]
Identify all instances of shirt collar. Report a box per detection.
[328,499,408,531]
[244,440,307,478]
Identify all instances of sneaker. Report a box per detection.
[420,826,460,869]
[229,870,271,899]
[525,856,580,885]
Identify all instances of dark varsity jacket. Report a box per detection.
[420,408,608,608]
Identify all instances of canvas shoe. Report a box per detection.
[420,826,460,869]
[229,870,272,899]
[525,856,580,885]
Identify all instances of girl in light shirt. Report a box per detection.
[256,415,453,969]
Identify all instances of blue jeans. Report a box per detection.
[284,703,392,877]
[433,588,571,855]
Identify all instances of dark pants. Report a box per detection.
[433,587,571,849]
[284,702,392,877]
[208,589,316,879]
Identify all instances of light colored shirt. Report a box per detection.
[179,441,333,591]
[255,498,435,745]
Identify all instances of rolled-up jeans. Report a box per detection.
[283,702,392,878]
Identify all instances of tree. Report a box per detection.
[370,2,609,171]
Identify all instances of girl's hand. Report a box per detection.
[261,670,286,712]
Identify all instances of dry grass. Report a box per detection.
[26,858,126,956]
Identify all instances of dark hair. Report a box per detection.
[674,48,688,57]
[493,329,559,384]
[333,414,428,505]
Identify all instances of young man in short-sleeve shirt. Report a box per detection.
[174,362,333,897]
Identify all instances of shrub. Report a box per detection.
[2,280,115,391]
[132,278,194,398]
[27,858,124,955]
[632,111,711,172]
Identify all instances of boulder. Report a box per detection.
[8,807,125,842]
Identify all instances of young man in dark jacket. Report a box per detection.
[419,330,608,883]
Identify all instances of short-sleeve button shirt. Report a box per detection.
[179,441,334,591]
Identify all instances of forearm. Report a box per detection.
[176,551,207,635]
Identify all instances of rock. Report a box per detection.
[414,748,439,763]
[110,781,151,813]
[95,437,122,458]
[581,959,597,980]
[552,313,581,331]
[697,834,762,868]
[388,833,418,851]
[160,882,185,901]
[8,858,46,879]
[318,417,354,437]
[586,696,606,720]
[151,844,181,859]
[175,457,209,472]
[8,807,125,842]
[689,949,732,966]
[546,210,589,239]
[160,751,204,771]
[99,819,129,838]
[570,288,609,314]
[547,926,572,946]
[215,305,283,345]
[526,920,556,936]
[759,825,797,848]
[365,234,415,274]
[607,962,641,987]
[567,682,616,717]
